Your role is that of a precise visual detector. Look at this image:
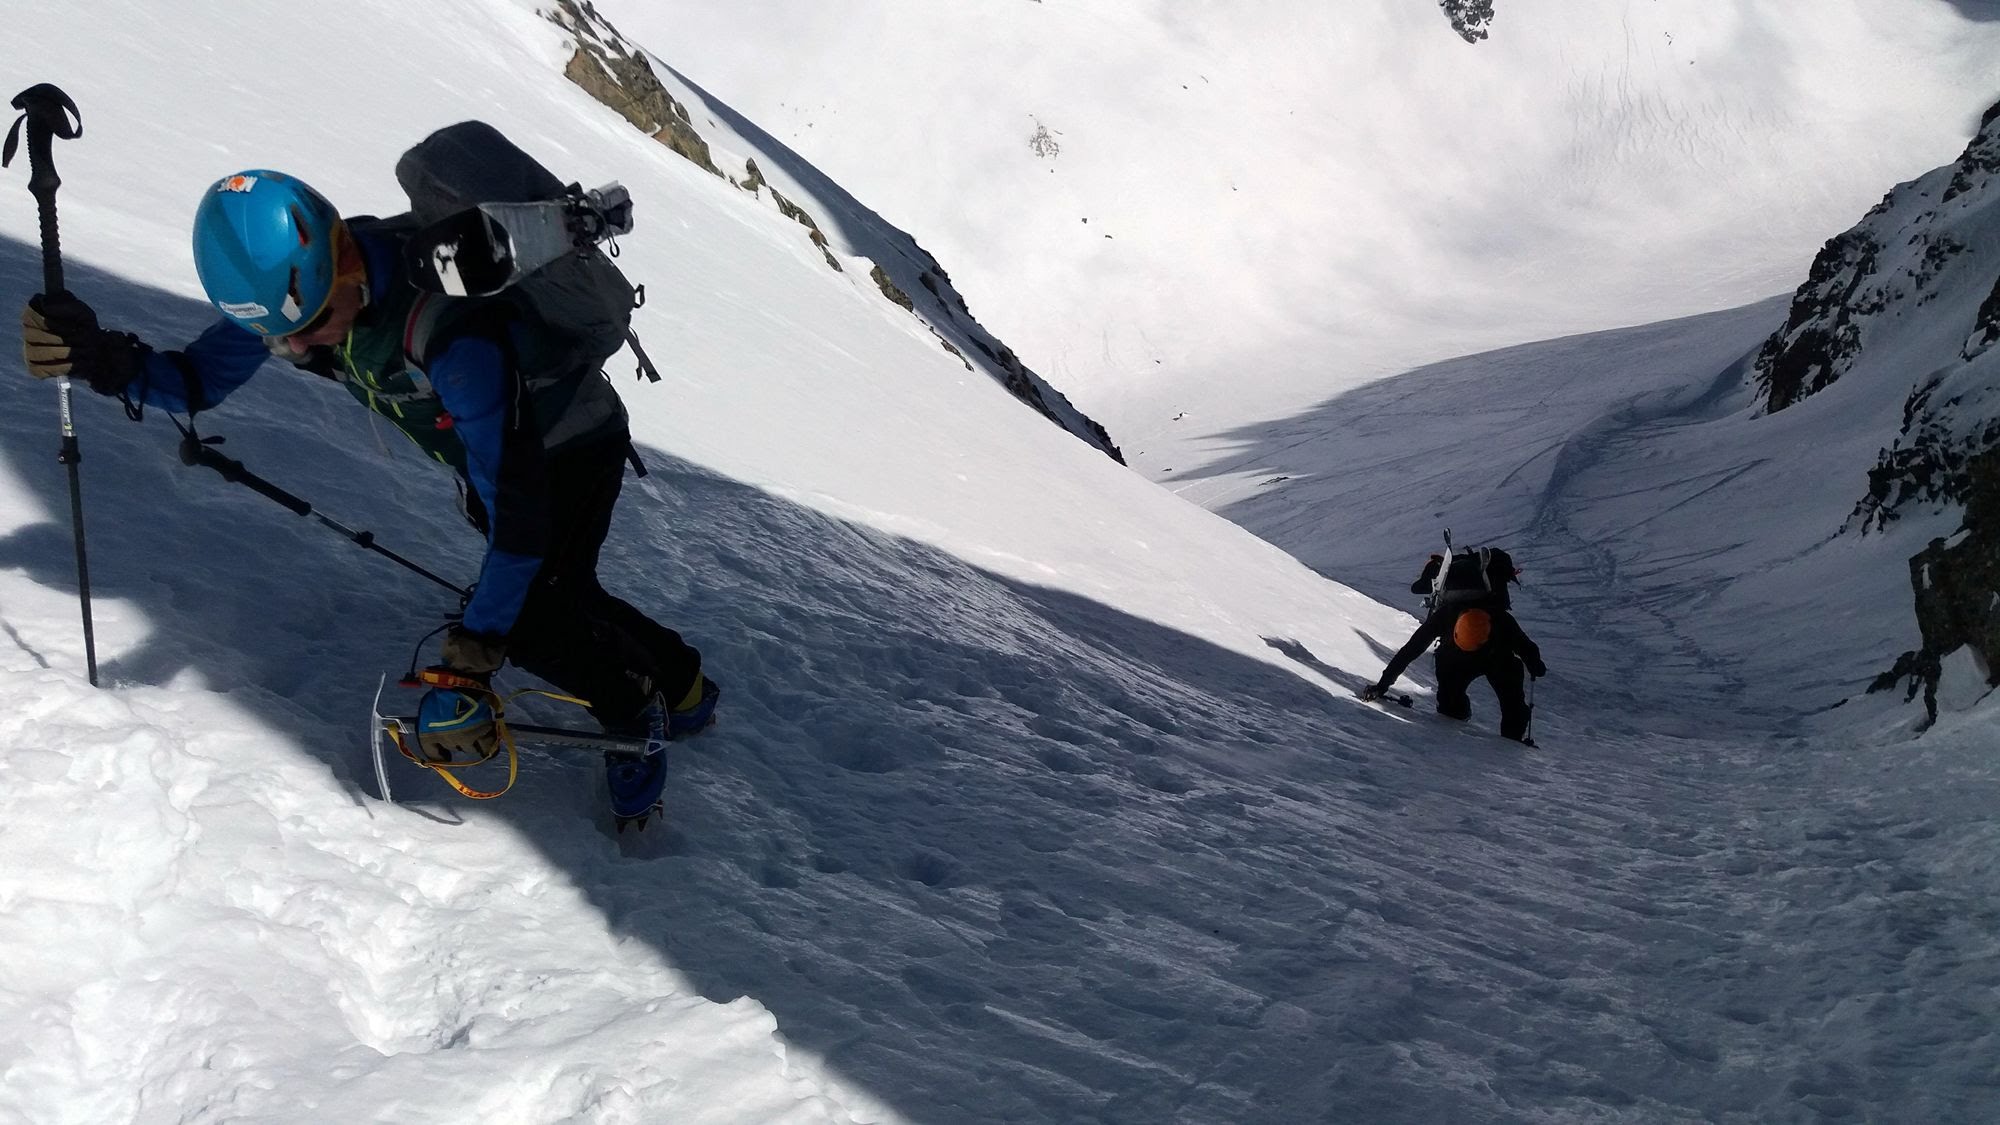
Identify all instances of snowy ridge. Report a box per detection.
[1733,95,2000,718]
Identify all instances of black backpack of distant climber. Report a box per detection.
[1426,545,1518,612]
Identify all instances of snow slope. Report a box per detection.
[0,2,1996,1124]
[594,0,2000,456]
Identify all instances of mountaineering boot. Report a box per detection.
[605,694,669,831]
[604,677,719,832]
[668,676,721,739]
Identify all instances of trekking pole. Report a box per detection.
[176,429,469,598]
[624,327,661,384]
[1526,673,1537,744]
[4,84,97,686]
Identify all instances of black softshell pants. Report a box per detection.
[496,434,702,728]
[1434,647,1532,742]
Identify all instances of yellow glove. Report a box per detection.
[21,292,148,393]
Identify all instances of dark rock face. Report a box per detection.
[1965,274,2000,361]
[1778,98,2000,716]
[1754,228,1884,413]
[1870,450,2000,726]
[1757,103,2000,420]
[1838,105,2000,536]
[1438,0,1497,43]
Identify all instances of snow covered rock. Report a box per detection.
[1752,100,2000,419]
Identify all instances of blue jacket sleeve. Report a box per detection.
[426,333,549,640]
[128,319,272,414]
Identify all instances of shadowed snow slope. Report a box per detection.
[0,3,1994,1124]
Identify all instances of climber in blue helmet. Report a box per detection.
[20,157,717,825]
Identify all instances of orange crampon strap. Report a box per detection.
[385,684,595,801]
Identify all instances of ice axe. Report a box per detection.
[4,83,98,686]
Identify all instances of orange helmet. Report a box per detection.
[1452,608,1492,652]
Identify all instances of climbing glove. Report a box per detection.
[440,627,506,678]
[21,292,149,394]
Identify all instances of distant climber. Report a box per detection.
[1362,543,1545,745]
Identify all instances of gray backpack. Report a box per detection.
[393,120,639,378]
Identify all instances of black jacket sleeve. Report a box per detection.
[1376,612,1447,690]
[1500,613,1546,677]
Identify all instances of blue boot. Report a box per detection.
[606,678,719,831]
[667,676,720,739]
[605,696,668,829]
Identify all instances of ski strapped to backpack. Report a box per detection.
[1427,529,1520,614]
[395,120,660,385]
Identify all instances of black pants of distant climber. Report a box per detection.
[1433,648,1531,742]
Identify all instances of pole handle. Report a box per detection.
[5,84,82,294]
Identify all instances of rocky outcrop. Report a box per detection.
[1837,105,2000,533]
[1439,1,1497,43]
[1870,449,2000,726]
[550,0,720,178]
[1780,98,2000,718]
[1756,104,2000,422]
[1963,273,2000,361]
[1944,99,2000,203]
[1753,228,1884,413]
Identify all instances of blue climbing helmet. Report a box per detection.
[191,170,348,336]
[414,685,497,764]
